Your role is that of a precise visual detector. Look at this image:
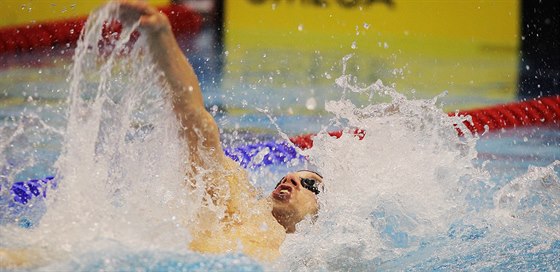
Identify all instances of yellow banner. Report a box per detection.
[0,0,169,27]
[225,0,520,107]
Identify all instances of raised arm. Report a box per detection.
[118,2,285,260]
[119,1,225,166]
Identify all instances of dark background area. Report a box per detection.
[518,0,560,99]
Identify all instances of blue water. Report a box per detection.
[2,77,559,271]
[43,251,263,272]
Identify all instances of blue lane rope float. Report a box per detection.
[224,140,304,169]
[8,176,55,205]
[7,141,303,205]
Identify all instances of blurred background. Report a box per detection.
[0,0,558,127]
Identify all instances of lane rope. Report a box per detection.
[289,96,560,149]
[0,4,202,56]
[6,96,560,205]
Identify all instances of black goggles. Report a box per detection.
[275,177,321,195]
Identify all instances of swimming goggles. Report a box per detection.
[275,177,321,195]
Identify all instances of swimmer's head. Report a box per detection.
[270,170,323,233]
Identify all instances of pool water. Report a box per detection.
[1,4,559,271]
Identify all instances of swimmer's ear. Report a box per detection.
[311,213,319,224]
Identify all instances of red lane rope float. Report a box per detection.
[452,95,560,135]
[0,4,202,55]
[289,96,560,150]
[289,129,366,150]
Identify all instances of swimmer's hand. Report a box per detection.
[117,0,171,35]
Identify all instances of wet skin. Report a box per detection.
[271,170,323,233]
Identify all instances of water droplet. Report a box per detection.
[305,97,317,110]
[363,23,370,29]
[260,222,269,231]
[298,24,304,31]
[525,65,530,70]
[210,105,218,116]
[351,41,357,49]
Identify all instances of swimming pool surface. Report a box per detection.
[1,11,559,270]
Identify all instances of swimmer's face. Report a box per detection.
[270,170,323,233]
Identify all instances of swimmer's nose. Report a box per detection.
[282,172,300,187]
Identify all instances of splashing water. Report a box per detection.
[273,67,559,270]
[1,3,559,271]
[1,2,198,261]
[272,71,474,270]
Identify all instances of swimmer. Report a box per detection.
[1,0,323,268]
[118,0,323,260]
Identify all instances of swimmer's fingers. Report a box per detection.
[118,0,155,16]
[138,12,169,31]
[117,0,169,33]
[117,0,151,25]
